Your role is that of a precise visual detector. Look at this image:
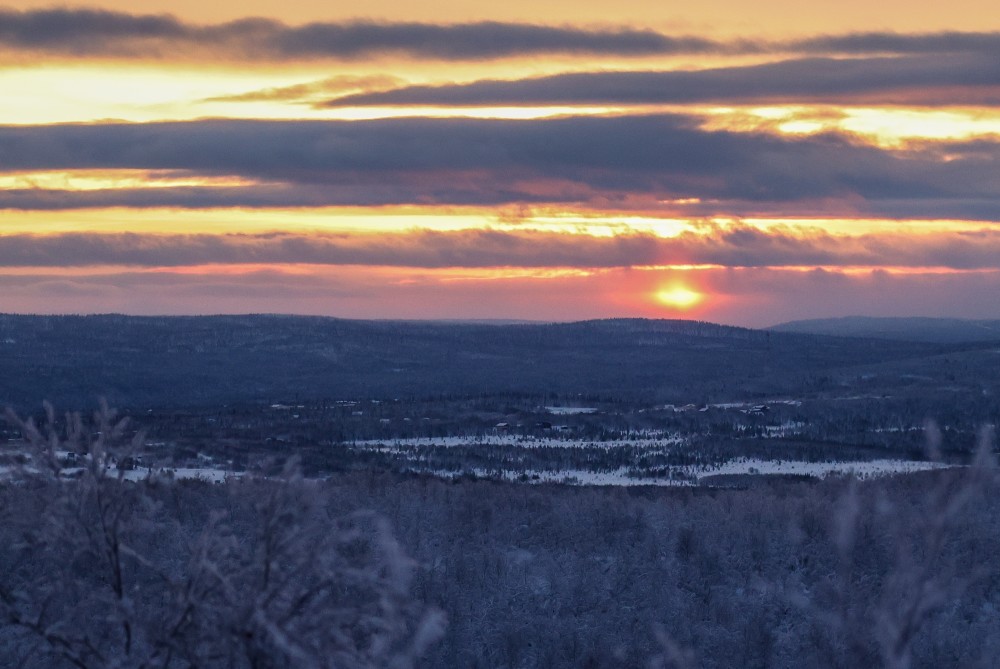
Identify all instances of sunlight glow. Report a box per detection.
[701,106,1000,146]
[1,207,993,241]
[655,286,704,310]
[0,64,627,124]
[0,171,261,191]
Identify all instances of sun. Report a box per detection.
[655,286,704,310]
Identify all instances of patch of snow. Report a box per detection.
[120,468,241,483]
[417,457,955,487]
[429,467,694,487]
[544,406,598,415]
[761,422,806,437]
[690,458,951,481]
[352,434,685,450]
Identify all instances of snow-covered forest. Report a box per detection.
[1,316,998,667]
[0,405,997,668]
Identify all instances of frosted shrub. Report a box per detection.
[0,403,444,669]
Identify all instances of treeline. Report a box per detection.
[0,313,960,410]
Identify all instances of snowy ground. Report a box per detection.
[2,440,955,488]
[690,458,951,480]
[544,406,599,415]
[430,458,953,487]
[352,434,686,449]
[349,435,957,486]
[435,467,695,487]
[0,464,240,483]
[119,468,241,483]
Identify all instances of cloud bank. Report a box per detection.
[3,227,1000,271]
[323,54,1000,107]
[0,8,724,60]
[3,8,1000,62]
[1,117,997,219]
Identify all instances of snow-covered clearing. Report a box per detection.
[432,467,695,487]
[352,434,685,450]
[0,464,241,483]
[120,468,241,483]
[544,406,599,415]
[428,458,953,487]
[691,458,951,481]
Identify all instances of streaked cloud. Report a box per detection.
[3,226,1000,271]
[0,117,997,220]
[0,8,728,61]
[0,8,1000,60]
[203,75,406,104]
[323,54,1000,108]
[3,8,1000,63]
[789,30,1000,55]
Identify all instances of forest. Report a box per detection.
[0,314,979,410]
[0,406,997,668]
[1,315,998,667]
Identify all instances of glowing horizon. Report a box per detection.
[0,3,998,324]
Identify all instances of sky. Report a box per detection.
[1,2,999,326]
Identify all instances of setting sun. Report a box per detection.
[0,2,997,325]
[655,286,704,310]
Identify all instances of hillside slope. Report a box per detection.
[0,314,956,409]
[771,316,1000,343]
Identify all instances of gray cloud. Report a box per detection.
[3,188,998,222]
[790,31,1000,55]
[0,230,663,268]
[3,8,1000,63]
[2,227,1000,271]
[0,8,726,60]
[0,116,998,219]
[324,53,1000,107]
[0,269,378,318]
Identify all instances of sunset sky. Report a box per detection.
[2,1,999,325]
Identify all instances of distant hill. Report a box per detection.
[0,314,960,410]
[770,316,1000,343]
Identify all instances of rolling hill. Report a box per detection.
[0,314,976,409]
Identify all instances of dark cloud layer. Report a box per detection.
[2,227,1000,271]
[0,8,723,60]
[324,54,1000,107]
[790,31,1000,55]
[2,8,1000,62]
[0,117,998,219]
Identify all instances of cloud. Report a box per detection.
[3,226,1000,271]
[0,230,663,268]
[0,116,998,219]
[4,8,1000,63]
[323,53,1000,107]
[789,31,1000,55]
[0,8,727,61]
[0,268,379,317]
[205,75,406,104]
